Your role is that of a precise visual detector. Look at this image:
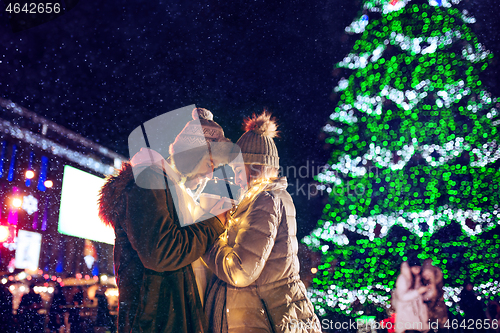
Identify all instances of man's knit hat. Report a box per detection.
[169,108,231,176]
[235,111,279,168]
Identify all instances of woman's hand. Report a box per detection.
[418,286,429,294]
[209,198,231,226]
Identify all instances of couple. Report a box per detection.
[392,259,448,333]
[98,108,321,333]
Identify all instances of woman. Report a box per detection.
[203,111,321,333]
[421,259,448,330]
[392,261,429,333]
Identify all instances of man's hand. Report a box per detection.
[216,211,228,226]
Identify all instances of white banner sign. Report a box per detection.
[15,230,42,270]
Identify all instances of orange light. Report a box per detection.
[25,170,35,179]
[12,197,23,208]
[311,268,318,274]
[44,180,53,188]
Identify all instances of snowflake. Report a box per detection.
[22,195,38,215]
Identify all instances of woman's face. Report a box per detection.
[184,155,214,190]
[410,266,421,275]
[422,269,433,281]
[231,163,250,189]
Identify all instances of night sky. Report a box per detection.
[1,0,499,238]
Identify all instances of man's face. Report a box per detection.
[184,154,215,190]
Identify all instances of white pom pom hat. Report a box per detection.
[169,108,231,176]
[235,111,280,168]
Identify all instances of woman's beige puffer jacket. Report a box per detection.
[204,177,322,333]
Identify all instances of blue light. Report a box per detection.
[92,262,100,276]
[37,156,48,191]
[7,145,17,182]
[0,141,6,178]
[429,0,442,6]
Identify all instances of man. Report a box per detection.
[98,108,231,333]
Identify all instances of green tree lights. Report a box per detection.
[303,0,500,317]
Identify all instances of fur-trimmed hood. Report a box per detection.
[98,162,135,229]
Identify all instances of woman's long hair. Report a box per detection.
[422,259,444,302]
[400,261,416,289]
[247,164,279,186]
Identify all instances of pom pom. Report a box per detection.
[243,111,279,138]
[192,108,213,121]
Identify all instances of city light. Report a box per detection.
[25,170,35,179]
[34,286,51,293]
[105,288,119,297]
[12,197,23,208]
[0,226,9,242]
[44,180,53,188]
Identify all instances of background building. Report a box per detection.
[0,97,125,282]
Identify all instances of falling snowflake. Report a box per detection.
[22,195,38,215]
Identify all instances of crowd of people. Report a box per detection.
[0,282,115,333]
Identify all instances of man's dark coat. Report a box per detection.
[99,163,224,333]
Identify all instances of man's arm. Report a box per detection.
[124,167,225,272]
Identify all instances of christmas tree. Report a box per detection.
[303,0,500,318]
